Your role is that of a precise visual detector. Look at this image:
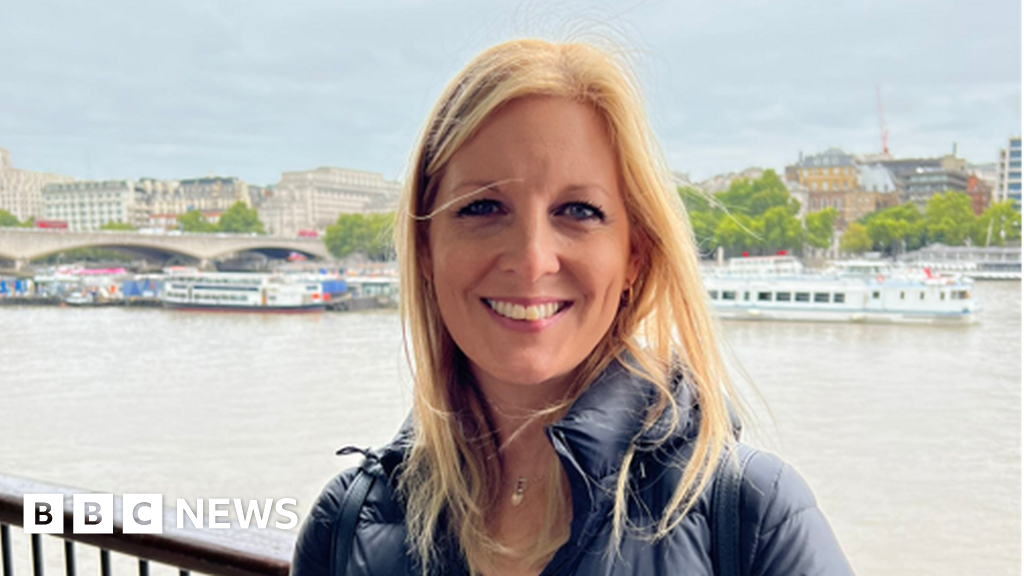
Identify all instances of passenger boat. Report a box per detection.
[702,256,978,324]
[159,271,326,312]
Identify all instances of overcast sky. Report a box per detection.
[1,0,1020,185]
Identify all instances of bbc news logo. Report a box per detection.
[23,494,298,534]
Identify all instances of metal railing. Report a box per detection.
[0,475,294,576]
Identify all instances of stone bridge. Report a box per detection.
[0,228,331,269]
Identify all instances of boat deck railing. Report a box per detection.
[0,475,294,576]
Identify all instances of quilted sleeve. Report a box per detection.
[743,453,856,576]
[290,470,357,576]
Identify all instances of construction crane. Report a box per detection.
[876,85,890,155]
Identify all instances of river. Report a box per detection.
[0,281,1019,575]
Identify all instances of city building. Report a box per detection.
[258,167,400,236]
[42,180,149,232]
[996,136,1022,209]
[965,174,991,215]
[784,180,810,219]
[693,167,765,194]
[903,168,969,209]
[796,148,858,192]
[0,147,74,221]
[130,176,256,230]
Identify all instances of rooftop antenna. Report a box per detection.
[876,85,889,155]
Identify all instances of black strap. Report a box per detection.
[713,446,756,576]
[331,462,377,576]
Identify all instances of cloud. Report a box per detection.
[0,0,1019,184]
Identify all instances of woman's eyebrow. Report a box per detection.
[561,183,614,198]
[416,178,521,221]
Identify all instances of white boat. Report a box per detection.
[703,256,978,324]
[159,271,326,312]
[898,245,1021,281]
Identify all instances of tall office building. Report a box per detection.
[258,167,400,236]
[996,136,1022,209]
[42,180,149,232]
[0,147,74,221]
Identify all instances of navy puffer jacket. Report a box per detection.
[292,360,855,575]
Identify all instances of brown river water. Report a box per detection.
[0,281,1019,575]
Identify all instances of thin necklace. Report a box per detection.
[510,477,528,507]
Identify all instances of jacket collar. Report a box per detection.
[372,356,701,492]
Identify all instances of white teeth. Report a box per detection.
[486,299,563,321]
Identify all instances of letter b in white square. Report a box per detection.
[23,494,63,534]
[122,494,163,534]
[73,494,113,534]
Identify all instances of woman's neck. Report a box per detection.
[471,368,572,456]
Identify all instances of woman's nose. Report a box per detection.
[498,212,561,283]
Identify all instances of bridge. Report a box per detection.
[0,228,331,270]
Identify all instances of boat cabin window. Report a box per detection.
[813,293,829,303]
[708,290,718,300]
[722,291,736,301]
[940,292,946,300]
[900,291,905,300]
[757,291,772,302]
[776,292,792,302]
[872,291,880,299]
[795,292,810,302]
[919,292,925,300]
[743,292,750,301]
[833,293,845,303]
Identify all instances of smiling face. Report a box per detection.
[426,96,639,397]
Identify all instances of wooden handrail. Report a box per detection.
[0,474,294,576]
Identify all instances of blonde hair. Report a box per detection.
[395,38,737,574]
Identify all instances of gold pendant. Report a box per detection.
[511,478,527,507]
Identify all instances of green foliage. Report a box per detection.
[861,202,925,255]
[759,205,804,254]
[971,200,1022,246]
[178,210,218,233]
[176,202,265,234]
[839,222,872,255]
[0,209,20,227]
[217,201,265,234]
[679,170,806,257]
[99,221,136,231]
[713,214,757,256]
[325,212,395,261]
[924,192,976,246]
[804,208,838,250]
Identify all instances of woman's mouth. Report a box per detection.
[482,299,571,321]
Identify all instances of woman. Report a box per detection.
[293,39,854,576]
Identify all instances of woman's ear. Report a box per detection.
[626,230,648,288]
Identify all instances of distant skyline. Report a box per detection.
[1,0,1020,186]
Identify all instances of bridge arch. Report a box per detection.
[25,240,205,263]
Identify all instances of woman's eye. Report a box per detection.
[559,202,605,222]
[456,199,503,217]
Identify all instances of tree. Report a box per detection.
[924,192,975,246]
[757,205,804,254]
[324,212,395,261]
[0,209,21,227]
[805,208,838,250]
[840,222,872,255]
[178,210,217,233]
[363,212,396,261]
[713,214,759,257]
[862,203,925,255]
[99,221,136,231]
[971,200,1022,246]
[217,201,265,234]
